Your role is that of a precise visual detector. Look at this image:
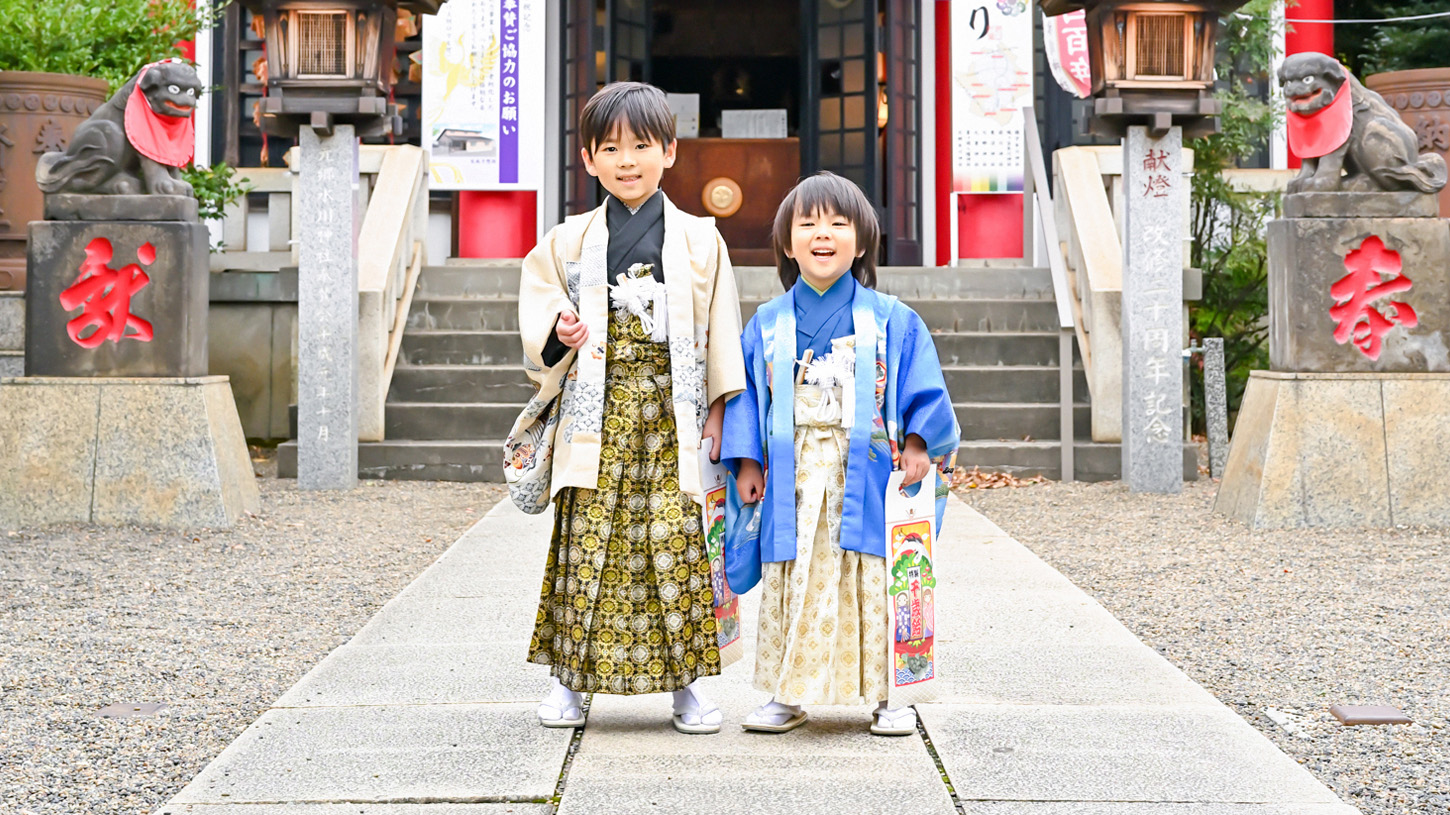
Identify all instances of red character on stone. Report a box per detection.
[58,238,155,348]
[1329,235,1417,361]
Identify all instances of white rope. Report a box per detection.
[1236,9,1450,24]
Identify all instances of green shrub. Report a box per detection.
[0,0,223,92]
[1188,0,1281,432]
[181,162,252,252]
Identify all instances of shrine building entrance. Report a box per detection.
[561,0,923,265]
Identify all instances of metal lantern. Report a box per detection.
[242,0,446,137]
[1039,0,1247,138]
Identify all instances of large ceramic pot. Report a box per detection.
[1365,68,1450,218]
[0,72,110,291]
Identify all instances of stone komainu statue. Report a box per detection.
[35,59,202,197]
[1279,52,1449,196]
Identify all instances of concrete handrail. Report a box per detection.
[1022,107,1075,482]
[357,145,428,442]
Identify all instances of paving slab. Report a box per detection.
[169,704,570,805]
[919,703,1343,805]
[930,640,1219,707]
[961,805,1360,815]
[275,641,540,707]
[155,800,545,806]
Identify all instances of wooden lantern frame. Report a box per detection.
[1040,0,1245,137]
[243,0,445,137]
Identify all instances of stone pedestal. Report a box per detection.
[1268,193,1450,372]
[1120,126,1186,493]
[1216,371,1450,529]
[0,376,260,529]
[25,202,208,376]
[295,125,359,490]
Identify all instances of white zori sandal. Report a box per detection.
[741,700,808,733]
[871,702,917,736]
[538,676,586,728]
[671,681,723,734]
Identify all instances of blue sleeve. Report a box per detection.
[896,307,960,459]
[721,316,765,474]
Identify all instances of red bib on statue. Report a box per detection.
[124,64,195,168]
[1287,83,1353,159]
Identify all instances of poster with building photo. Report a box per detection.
[950,0,1034,192]
[422,0,544,190]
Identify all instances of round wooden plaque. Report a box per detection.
[701,177,744,218]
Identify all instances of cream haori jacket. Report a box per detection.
[517,195,747,504]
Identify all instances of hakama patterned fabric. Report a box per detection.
[754,383,891,706]
[528,306,721,694]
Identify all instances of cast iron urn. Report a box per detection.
[1038,0,1248,138]
[243,0,448,138]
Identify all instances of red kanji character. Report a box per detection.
[1143,174,1172,197]
[1143,148,1171,172]
[1329,235,1417,361]
[57,238,155,348]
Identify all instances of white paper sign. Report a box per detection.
[422,0,545,190]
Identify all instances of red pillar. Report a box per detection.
[456,190,537,259]
[934,0,1024,264]
[1285,0,1334,168]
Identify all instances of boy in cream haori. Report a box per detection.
[519,82,747,734]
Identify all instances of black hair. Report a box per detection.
[771,172,879,290]
[579,81,677,155]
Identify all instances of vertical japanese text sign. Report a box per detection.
[1121,127,1185,493]
[422,0,543,190]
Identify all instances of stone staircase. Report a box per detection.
[278,260,1174,483]
[0,292,22,377]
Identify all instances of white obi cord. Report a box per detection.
[802,336,857,429]
[609,262,668,343]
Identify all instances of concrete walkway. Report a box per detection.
[154,496,1359,815]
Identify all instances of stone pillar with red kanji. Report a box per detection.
[1216,190,1450,529]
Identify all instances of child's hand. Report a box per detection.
[901,434,932,488]
[556,310,589,349]
[702,398,725,462]
[736,459,764,504]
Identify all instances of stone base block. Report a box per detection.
[1215,371,1450,529]
[26,219,208,376]
[1268,215,1450,372]
[0,376,260,529]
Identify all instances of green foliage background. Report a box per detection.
[1188,0,1281,432]
[0,0,222,92]
[1335,0,1450,77]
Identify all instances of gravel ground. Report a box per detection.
[0,455,505,815]
[958,478,1450,815]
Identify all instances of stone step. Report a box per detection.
[276,439,505,482]
[381,400,1091,442]
[386,363,1088,406]
[955,439,1199,483]
[387,364,539,403]
[398,329,1077,368]
[0,292,23,354]
[408,295,1064,334]
[275,438,1197,484]
[0,350,21,378]
[416,264,1057,301]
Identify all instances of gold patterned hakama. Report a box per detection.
[753,383,891,706]
[528,306,720,695]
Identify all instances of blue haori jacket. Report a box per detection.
[721,278,960,563]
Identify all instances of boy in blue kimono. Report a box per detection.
[723,172,958,736]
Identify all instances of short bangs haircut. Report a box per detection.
[579,82,677,154]
[772,172,880,290]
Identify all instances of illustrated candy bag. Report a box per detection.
[700,441,744,669]
[885,469,938,708]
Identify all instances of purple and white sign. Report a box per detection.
[422,0,543,190]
